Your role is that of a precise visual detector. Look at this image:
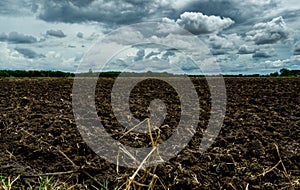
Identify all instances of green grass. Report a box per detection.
[0,175,75,190]
[0,175,20,190]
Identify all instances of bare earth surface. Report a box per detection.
[0,77,299,189]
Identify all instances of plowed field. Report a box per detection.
[0,77,299,189]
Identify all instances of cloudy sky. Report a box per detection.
[1,0,300,74]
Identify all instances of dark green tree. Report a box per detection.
[270,71,279,77]
[280,68,292,76]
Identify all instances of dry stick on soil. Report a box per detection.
[147,119,155,147]
[143,120,165,190]
[273,143,294,189]
[251,143,295,189]
[124,147,157,190]
[245,183,249,190]
[228,183,237,190]
[119,118,149,139]
[57,149,77,168]
[5,150,15,159]
[19,128,107,189]
[146,118,160,190]
[117,149,120,174]
[119,118,165,190]
[23,170,78,177]
[136,122,157,190]
[251,160,281,179]
[119,143,139,165]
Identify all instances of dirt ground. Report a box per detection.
[0,77,299,189]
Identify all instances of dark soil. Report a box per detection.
[0,77,299,189]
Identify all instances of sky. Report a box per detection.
[1,0,300,74]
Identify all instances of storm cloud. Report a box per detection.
[32,0,279,26]
[35,0,164,25]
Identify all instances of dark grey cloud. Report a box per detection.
[145,51,160,59]
[35,0,163,25]
[238,45,255,54]
[8,32,37,43]
[12,0,279,29]
[66,0,94,7]
[0,33,7,41]
[46,29,66,38]
[253,49,275,58]
[0,32,37,43]
[211,49,227,55]
[293,42,300,55]
[134,49,145,62]
[179,0,278,25]
[180,1,241,21]
[162,50,175,60]
[180,59,200,73]
[246,16,290,45]
[15,47,45,59]
[76,32,83,38]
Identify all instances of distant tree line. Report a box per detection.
[222,74,261,77]
[0,70,75,77]
[0,68,299,78]
[76,71,175,77]
[270,68,300,77]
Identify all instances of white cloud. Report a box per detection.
[157,0,193,10]
[204,33,242,55]
[46,51,62,59]
[208,34,241,50]
[176,12,235,35]
[209,35,233,49]
[264,59,284,67]
[103,27,145,45]
[0,42,31,69]
[246,16,291,45]
[264,54,300,69]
